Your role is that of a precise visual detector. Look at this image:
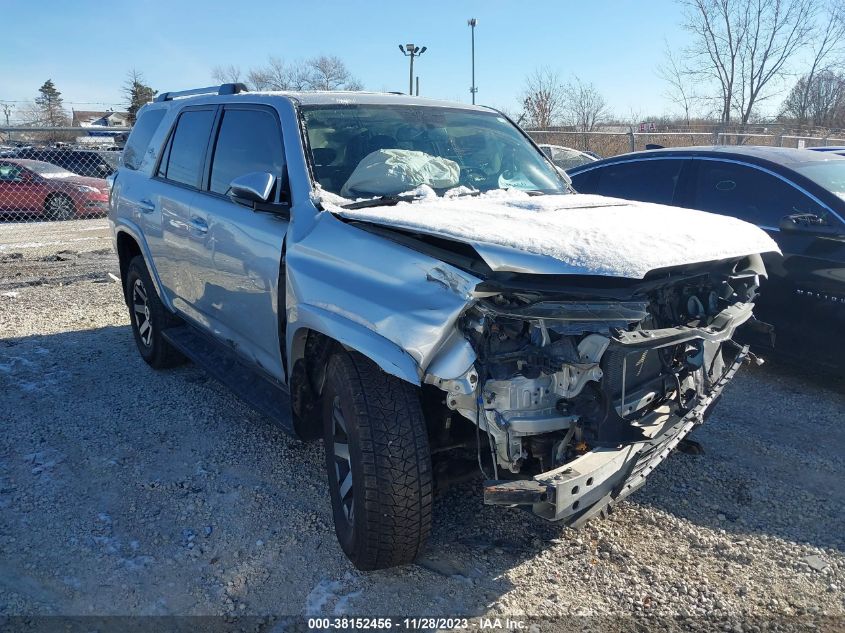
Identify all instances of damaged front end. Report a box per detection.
[425,258,762,525]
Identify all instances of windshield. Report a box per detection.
[794,160,845,200]
[25,161,78,178]
[301,104,567,200]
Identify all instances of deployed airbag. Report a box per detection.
[341,149,460,197]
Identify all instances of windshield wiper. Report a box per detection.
[341,194,423,210]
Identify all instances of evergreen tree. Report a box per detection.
[124,70,157,124]
[35,79,68,127]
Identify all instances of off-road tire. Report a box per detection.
[44,194,75,221]
[125,256,184,369]
[322,350,433,570]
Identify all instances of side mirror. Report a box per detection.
[228,171,276,205]
[778,213,832,234]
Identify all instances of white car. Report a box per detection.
[539,143,598,171]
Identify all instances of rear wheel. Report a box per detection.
[125,256,184,368]
[44,194,75,221]
[322,350,432,570]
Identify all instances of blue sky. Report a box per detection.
[1,0,690,119]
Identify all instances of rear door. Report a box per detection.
[186,104,289,381]
[149,106,217,318]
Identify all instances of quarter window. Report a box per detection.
[693,161,826,227]
[592,159,685,205]
[124,109,166,171]
[209,109,284,196]
[158,109,215,188]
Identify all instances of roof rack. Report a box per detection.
[155,83,248,102]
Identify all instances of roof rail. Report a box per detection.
[155,83,248,102]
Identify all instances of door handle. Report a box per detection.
[189,216,208,233]
[138,199,155,214]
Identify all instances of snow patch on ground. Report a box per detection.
[328,190,780,279]
[305,573,362,616]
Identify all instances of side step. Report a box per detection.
[162,326,293,432]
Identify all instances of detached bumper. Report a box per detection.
[484,345,748,525]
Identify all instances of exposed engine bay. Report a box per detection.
[424,258,762,524]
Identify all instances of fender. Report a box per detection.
[287,303,421,385]
[113,219,175,313]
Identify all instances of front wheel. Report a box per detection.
[322,350,433,570]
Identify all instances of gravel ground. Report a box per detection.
[0,224,843,626]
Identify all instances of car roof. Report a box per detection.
[0,158,35,166]
[576,145,845,171]
[156,89,496,114]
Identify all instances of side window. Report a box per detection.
[0,164,22,181]
[693,161,826,227]
[208,109,284,196]
[123,108,166,170]
[158,109,215,188]
[593,159,685,205]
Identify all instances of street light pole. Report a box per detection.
[468,18,477,104]
[399,43,427,96]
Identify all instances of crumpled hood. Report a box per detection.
[328,189,781,279]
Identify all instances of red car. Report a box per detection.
[0,158,109,220]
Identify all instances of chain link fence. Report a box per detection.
[525,128,845,159]
[1,126,125,224]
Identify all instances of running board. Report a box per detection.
[162,326,293,432]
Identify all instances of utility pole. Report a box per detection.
[399,43,427,95]
[468,18,478,104]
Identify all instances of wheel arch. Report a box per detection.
[113,224,175,312]
[286,307,422,440]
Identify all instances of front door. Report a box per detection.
[188,105,289,381]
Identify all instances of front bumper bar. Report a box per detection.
[484,344,748,525]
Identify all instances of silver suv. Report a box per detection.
[109,84,778,570]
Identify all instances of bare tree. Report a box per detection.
[781,70,845,126]
[521,68,565,128]
[561,77,608,149]
[247,56,291,90]
[211,64,244,85]
[306,55,362,90]
[791,1,845,125]
[562,77,608,132]
[680,0,816,126]
[659,44,698,127]
[216,55,362,92]
[0,102,13,126]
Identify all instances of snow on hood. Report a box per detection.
[324,187,781,279]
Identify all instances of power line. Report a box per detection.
[0,100,125,107]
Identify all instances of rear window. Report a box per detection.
[157,109,215,188]
[123,108,166,171]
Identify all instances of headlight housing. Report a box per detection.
[76,185,99,193]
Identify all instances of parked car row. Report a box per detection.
[0,148,115,220]
[567,146,845,373]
